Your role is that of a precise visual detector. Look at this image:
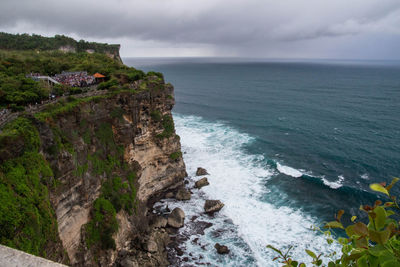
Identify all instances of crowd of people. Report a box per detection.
[54,71,96,87]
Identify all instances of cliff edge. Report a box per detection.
[0,78,186,266]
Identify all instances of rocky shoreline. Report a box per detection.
[126,167,230,267]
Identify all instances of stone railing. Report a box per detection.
[0,245,68,267]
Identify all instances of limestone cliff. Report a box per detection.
[0,78,186,266]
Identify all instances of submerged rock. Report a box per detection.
[196,167,209,176]
[204,200,224,214]
[214,243,230,254]
[195,177,209,189]
[175,188,191,200]
[167,208,185,228]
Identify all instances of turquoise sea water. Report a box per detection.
[125,58,400,266]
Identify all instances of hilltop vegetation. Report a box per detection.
[0,34,163,110]
[0,32,120,54]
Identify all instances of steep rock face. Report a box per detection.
[35,84,186,265]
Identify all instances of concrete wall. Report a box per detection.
[0,245,68,267]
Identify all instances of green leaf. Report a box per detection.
[345,225,355,237]
[370,183,389,196]
[324,221,344,229]
[369,244,389,257]
[305,249,317,259]
[291,261,298,267]
[351,215,357,222]
[369,228,391,245]
[374,206,387,230]
[266,245,283,256]
[357,255,368,267]
[382,259,400,267]
[353,222,368,236]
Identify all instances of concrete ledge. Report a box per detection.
[0,245,68,267]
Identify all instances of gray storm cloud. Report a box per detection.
[1,0,400,58]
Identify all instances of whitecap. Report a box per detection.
[322,175,344,189]
[276,163,303,178]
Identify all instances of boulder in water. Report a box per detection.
[167,208,185,228]
[195,177,209,189]
[214,243,230,254]
[196,167,209,176]
[204,200,224,214]
[175,188,191,200]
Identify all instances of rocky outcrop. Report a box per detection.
[214,243,230,254]
[195,177,209,189]
[196,167,208,176]
[150,216,168,229]
[175,187,191,200]
[167,208,185,228]
[204,200,224,214]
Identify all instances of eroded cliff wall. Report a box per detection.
[0,78,186,266]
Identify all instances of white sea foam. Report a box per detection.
[161,114,339,266]
[322,175,345,189]
[361,173,369,180]
[276,163,303,178]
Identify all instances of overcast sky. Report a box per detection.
[1,0,400,59]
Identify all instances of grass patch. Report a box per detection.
[169,151,182,160]
[156,115,175,139]
[85,197,118,250]
[150,110,162,122]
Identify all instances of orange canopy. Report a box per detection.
[93,73,105,78]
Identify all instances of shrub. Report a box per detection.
[169,151,182,160]
[156,115,175,139]
[85,198,118,250]
[150,110,162,122]
[97,78,118,90]
[268,177,400,267]
[68,87,82,95]
[146,71,164,81]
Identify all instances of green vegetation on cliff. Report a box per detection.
[85,198,118,250]
[0,117,60,258]
[156,114,175,139]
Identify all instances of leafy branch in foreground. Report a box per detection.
[268,177,400,267]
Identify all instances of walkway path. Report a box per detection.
[0,89,108,129]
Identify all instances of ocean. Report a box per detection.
[125,57,400,266]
